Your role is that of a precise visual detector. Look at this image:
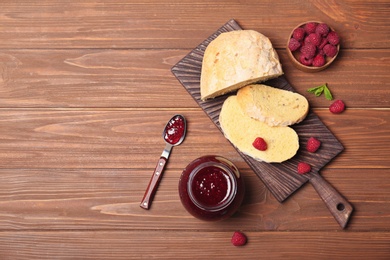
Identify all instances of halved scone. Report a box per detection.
[200,30,283,100]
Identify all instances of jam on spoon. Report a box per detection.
[164,115,186,145]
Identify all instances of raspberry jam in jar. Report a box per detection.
[179,155,245,221]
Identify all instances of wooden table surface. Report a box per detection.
[0,1,389,259]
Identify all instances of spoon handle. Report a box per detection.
[140,144,172,209]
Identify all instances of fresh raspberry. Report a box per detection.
[312,54,326,67]
[304,22,317,34]
[297,162,311,174]
[252,137,267,151]
[306,137,321,153]
[329,100,346,114]
[319,37,328,50]
[231,231,247,247]
[293,27,306,41]
[299,54,313,66]
[323,44,338,57]
[327,31,340,45]
[315,23,330,36]
[305,33,322,46]
[300,43,316,59]
[288,38,301,51]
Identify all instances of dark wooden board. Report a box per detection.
[171,19,344,202]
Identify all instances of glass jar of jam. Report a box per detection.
[178,155,245,221]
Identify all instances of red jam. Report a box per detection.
[179,155,245,221]
[192,165,230,207]
[164,115,185,145]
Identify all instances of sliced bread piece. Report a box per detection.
[219,95,299,163]
[200,30,283,100]
[237,84,309,126]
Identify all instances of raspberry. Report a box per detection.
[319,37,328,50]
[297,162,311,174]
[304,22,317,34]
[329,100,345,114]
[312,54,326,67]
[288,38,301,51]
[327,31,340,45]
[315,23,330,36]
[231,231,247,247]
[300,43,316,59]
[299,54,313,66]
[323,44,338,57]
[252,137,267,151]
[293,27,306,41]
[305,33,322,46]
[306,137,321,153]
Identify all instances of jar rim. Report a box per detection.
[187,161,237,212]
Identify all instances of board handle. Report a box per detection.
[309,173,353,229]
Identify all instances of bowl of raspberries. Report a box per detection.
[287,21,340,72]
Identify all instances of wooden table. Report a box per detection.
[0,1,389,259]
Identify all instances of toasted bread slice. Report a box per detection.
[237,84,309,126]
[219,95,299,163]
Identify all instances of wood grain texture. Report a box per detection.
[0,0,389,258]
[0,49,388,108]
[0,231,389,259]
[0,0,389,49]
[0,168,388,231]
[0,110,388,169]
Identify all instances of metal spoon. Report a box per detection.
[140,114,187,209]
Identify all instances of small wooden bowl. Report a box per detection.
[286,21,340,73]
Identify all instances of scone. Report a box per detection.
[219,95,299,163]
[200,30,283,100]
[237,84,309,126]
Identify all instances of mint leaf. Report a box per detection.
[307,85,324,97]
[323,85,333,100]
[307,86,322,93]
[307,83,334,100]
[314,87,324,96]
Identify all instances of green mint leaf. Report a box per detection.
[307,86,323,94]
[307,83,333,100]
[323,85,333,100]
[307,86,324,96]
[314,87,324,96]
[307,86,320,93]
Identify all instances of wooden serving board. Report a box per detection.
[171,19,353,228]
